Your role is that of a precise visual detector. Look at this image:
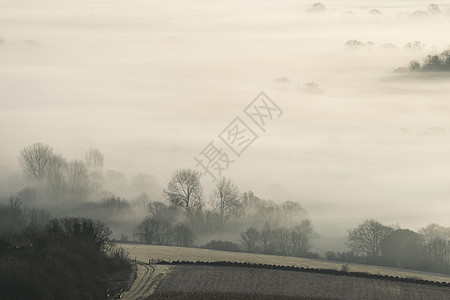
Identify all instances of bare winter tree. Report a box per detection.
[85,148,104,172]
[291,219,317,256]
[172,223,193,247]
[45,153,67,197]
[85,148,105,197]
[347,219,392,257]
[276,227,291,256]
[211,177,242,231]
[136,216,173,245]
[66,160,89,196]
[240,227,261,253]
[18,142,54,182]
[261,222,277,254]
[419,223,450,272]
[164,169,203,211]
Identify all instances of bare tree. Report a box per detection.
[84,148,104,198]
[66,160,89,196]
[261,222,277,254]
[211,177,242,231]
[85,148,104,172]
[18,142,54,182]
[164,169,203,211]
[291,219,317,256]
[280,201,306,226]
[45,153,67,197]
[137,217,156,244]
[172,223,194,247]
[148,201,179,220]
[137,205,175,246]
[347,219,392,257]
[419,224,450,272]
[276,227,291,256]
[88,171,104,198]
[240,227,261,253]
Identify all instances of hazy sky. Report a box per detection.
[1,0,450,251]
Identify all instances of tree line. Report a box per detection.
[396,49,450,73]
[13,143,317,257]
[11,142,450,275]
[328,219,450,274]
[136,169,317,258]
[17,142,161,208]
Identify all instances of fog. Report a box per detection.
[1,0,450,252]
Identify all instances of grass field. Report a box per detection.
[120,243,450,284]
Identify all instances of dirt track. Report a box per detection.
[155,265,450,300]
[121,262,170,300]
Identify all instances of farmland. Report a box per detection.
[152,265,450,300]
[121,243,450,284]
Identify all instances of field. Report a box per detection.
[152,265,450,300]
[121,243,450,284]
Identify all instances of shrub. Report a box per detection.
[341,264,350,273]
[204,240,241,252]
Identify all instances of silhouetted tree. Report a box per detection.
[419,224,450,273]
[66,160,89,198]
[172,223,193,247]
[347,219,392,257]
[261,222,277,254]
[18,142,54,182]
[240,227,261,253]
[211,177,242,231]
[291,219,317,256]
[45,153,67,197]
[164,169,203,210]
[164,169,203,230]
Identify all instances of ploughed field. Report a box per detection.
[151,265,450,300]
[121,244,450,284]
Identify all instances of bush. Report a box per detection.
[204,240,241,252]
[341,264,350,273]
[0,217,132,300]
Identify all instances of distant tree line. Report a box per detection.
[0,199,131,300]
[11,142,164,240]
[16,142,161,207]
[12,144,317,252]
[397,49,450,73]
[135,169,318,259]
[326,219,450,274]
[240,220,318,258]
